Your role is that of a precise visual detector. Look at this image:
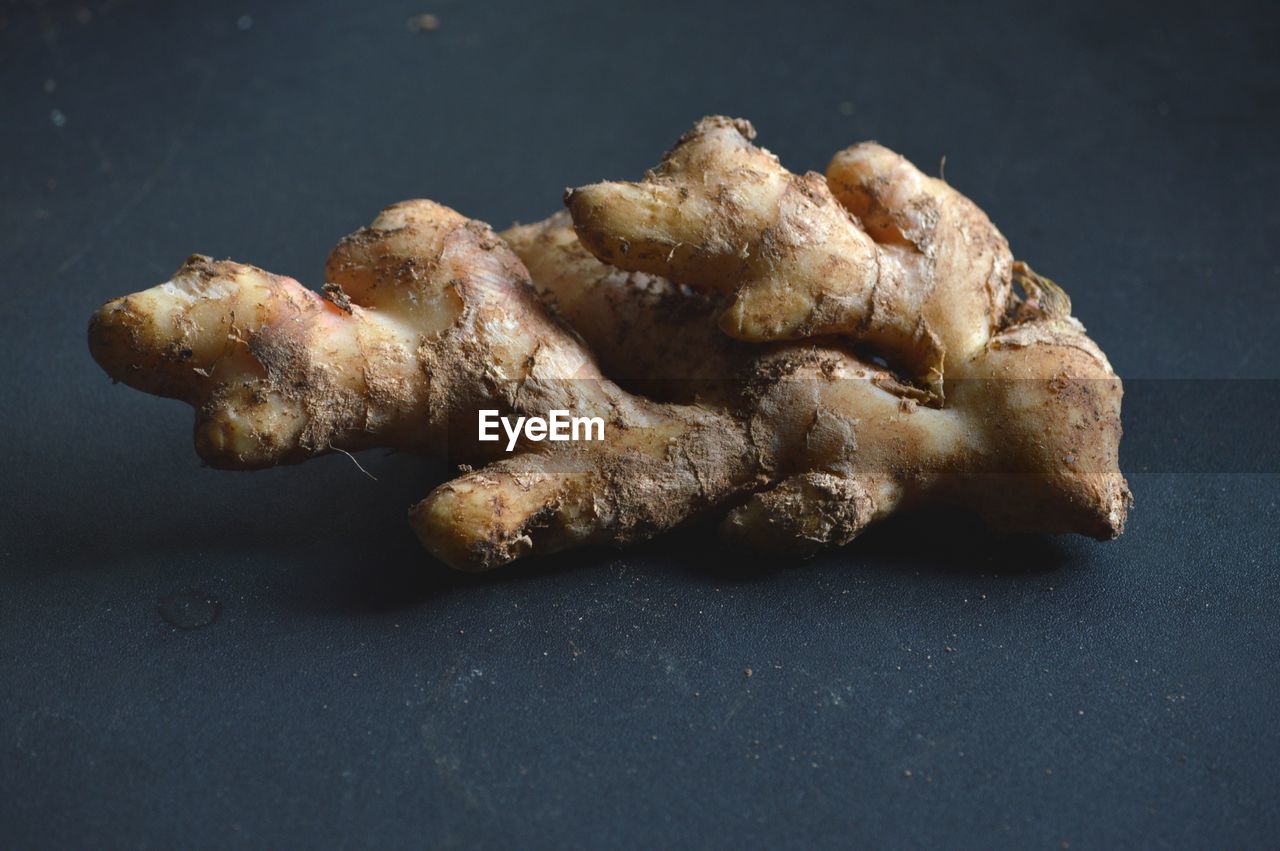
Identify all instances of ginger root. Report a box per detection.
[89,200,758,569]
[565,116,1011,401]
[88,117,1130,571]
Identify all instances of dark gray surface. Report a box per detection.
[2,0,1278,847]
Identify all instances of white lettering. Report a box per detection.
[478,410,606,452]
[501,415,526,452]
[478,410,500,442]
[549,409,569,440]
[573,416,605,441]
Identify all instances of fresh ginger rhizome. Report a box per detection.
[87,116,1130,571]
[478,409,605,452]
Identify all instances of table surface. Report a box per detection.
[2,0,1277,847]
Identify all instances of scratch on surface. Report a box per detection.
[721,693,749,728]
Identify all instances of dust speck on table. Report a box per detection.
[408,13,440,32]
[157,592,222,630]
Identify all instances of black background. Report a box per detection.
[2,0,1278,847]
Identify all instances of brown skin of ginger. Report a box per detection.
[89,200,762,570]
[565,116,1012,403]
[506,212,1130,548]
[88,118,1130,570]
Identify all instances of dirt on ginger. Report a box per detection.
[88,116,1131,571]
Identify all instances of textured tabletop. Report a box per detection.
[1,0,1277,846]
